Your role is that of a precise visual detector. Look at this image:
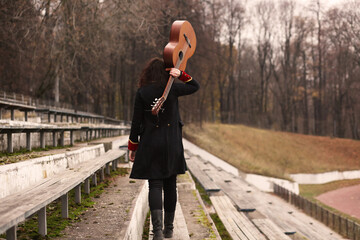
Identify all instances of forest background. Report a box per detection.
[0,0,359,139]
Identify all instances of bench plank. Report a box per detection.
[192,158,256,212]
[210,195,265,240]
[186,156,220,192]
[252,218,291,240]
[0,148,126,234]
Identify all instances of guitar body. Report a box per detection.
[151,20,196,115]
[163,20,197,71]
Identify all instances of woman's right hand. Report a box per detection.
[129,150,136,162]
[166,68,181,78]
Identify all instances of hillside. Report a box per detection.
[183,123,360,179]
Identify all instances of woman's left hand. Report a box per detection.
[129,150,136,162]
[166,68,181,78]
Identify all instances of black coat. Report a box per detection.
[129,79,200,179]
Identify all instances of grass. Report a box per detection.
[189,171,232,239]
[0,168,129,239]
[192,205,217,239]
[184,123,360,179]
[192,176,211,206]
[299,179,360,200]
[141,211,150,240]
[209,213,232,240]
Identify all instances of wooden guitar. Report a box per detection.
[151,20,197,115]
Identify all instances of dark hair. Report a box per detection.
[138,57,169,87]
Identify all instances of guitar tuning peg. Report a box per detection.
[155,98,158,101]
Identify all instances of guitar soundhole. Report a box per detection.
[179,51,183,60]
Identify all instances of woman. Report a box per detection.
[127,57,199,239]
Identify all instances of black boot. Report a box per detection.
[151,210,164,240]
[163,212,175,238]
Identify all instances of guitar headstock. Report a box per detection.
[151,97,165,115]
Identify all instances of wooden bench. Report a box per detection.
[0,121,129,153]
[186,156,220,192]
[251,218,292,240]
[0,99,36,121]
[210,195,266,240]
[0,94,125,125]
[188,155,256,212]
[0,147,126,240]
[186,152,298,238]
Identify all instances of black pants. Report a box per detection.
[148,174,177,212]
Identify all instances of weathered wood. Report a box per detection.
[220,195,265,240]
[38,207,47,236]
[210,195,264,240]
[6,225,16,240]
[252,218,291,240]
[0,147,126,234]
[190,156,256,212]
[61,193,69,219]
[10,109,14,120]
[185,151,341,240]
[186,157,220,192]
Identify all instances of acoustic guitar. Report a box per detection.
[151,20,197,115]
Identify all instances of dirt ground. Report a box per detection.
[56,170,217,240]
[55,169,145,240]
[316,183,360,220]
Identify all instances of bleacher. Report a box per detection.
[0,91,129,153]
[0,92,132,240]
[183,139,343,240]
[0,91,348,240]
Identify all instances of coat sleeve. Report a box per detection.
[171,77,200,97]
[128,90,144,151]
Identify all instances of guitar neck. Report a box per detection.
[161,44,189,101]
[161,76,175,100]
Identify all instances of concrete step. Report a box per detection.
[149,202,190,240]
